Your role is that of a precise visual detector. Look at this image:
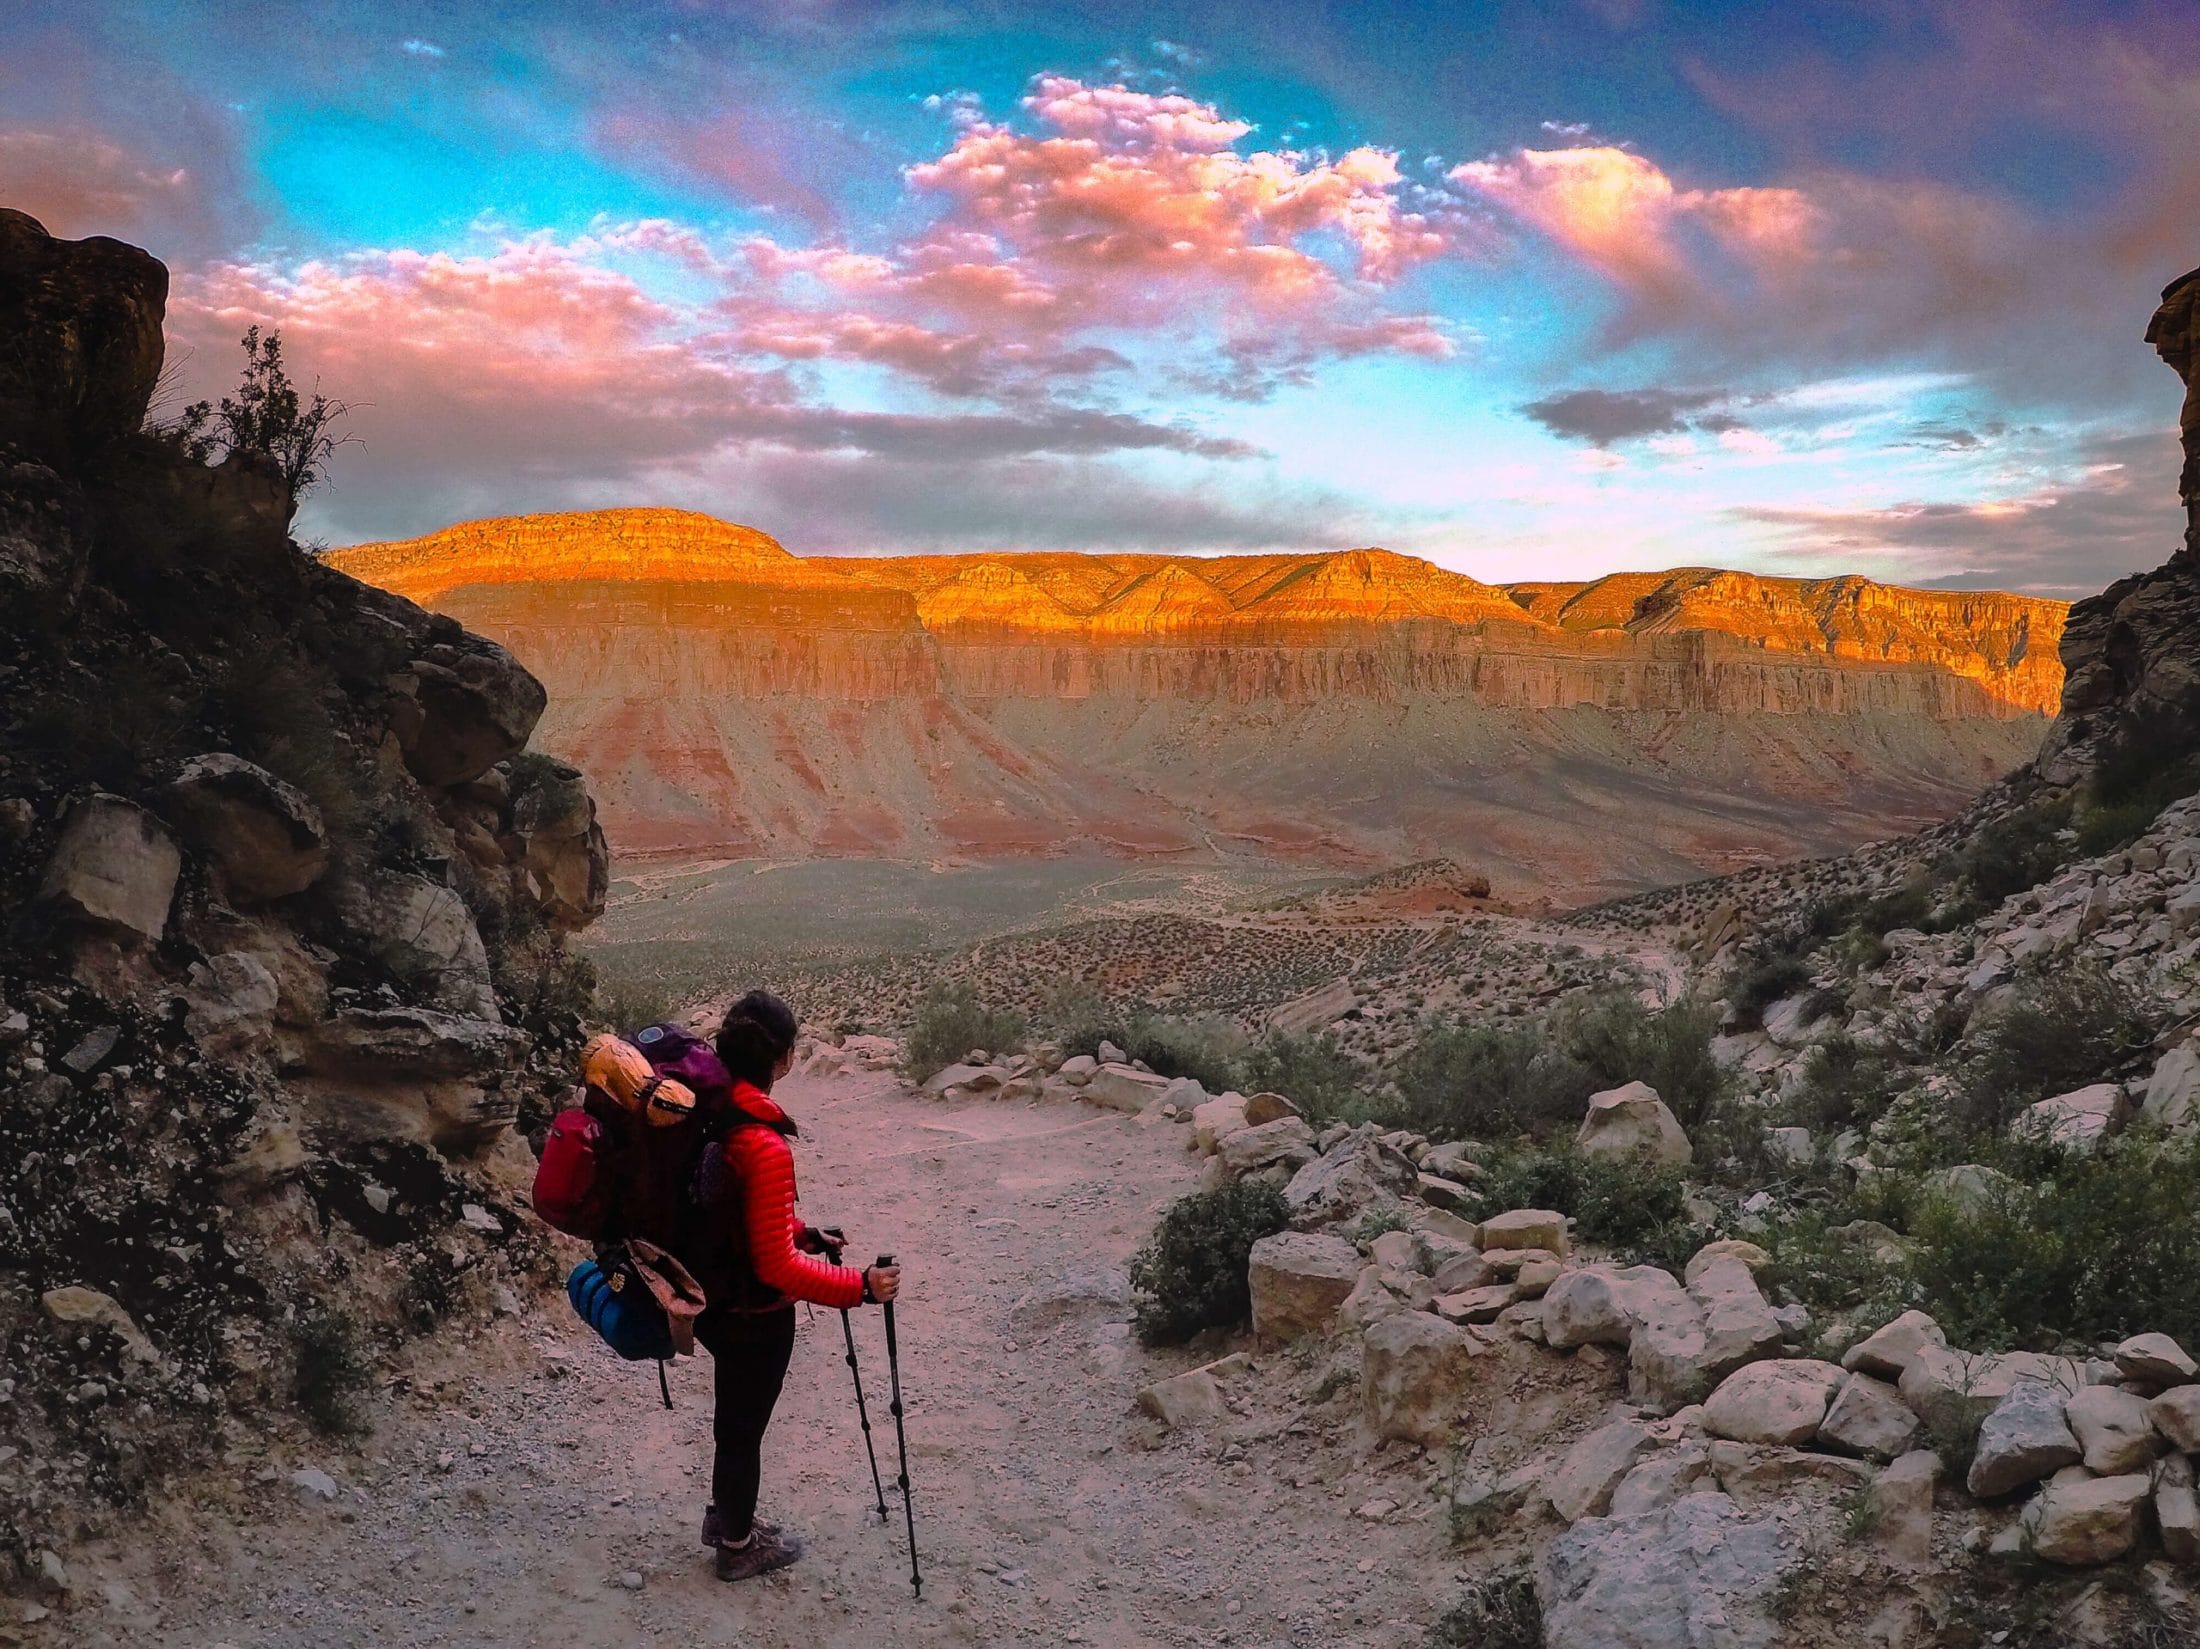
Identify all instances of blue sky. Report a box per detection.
[3,0,2194,593]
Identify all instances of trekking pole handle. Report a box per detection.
[876,1253,895,1268]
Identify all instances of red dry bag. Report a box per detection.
[533,1107,609,1238]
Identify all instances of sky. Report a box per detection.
[3,1,2195,595]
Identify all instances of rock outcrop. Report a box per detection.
[0,212,611,1574]
[2037,265,2200,786]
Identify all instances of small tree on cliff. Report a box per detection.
[176,326,353,504]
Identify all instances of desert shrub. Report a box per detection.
[1040,984,1127,1060]
[1950,964,2156,1136]
[1954,797,2073,910]
[1906,1134,2200,1351]
[292,1308,374,1436]
[1728,948,1814,1021]
[903,982,1026,1082]
[171,325,352,498]
[1556,993,1727,1128]
[1471,1145,1692,1252]
[1390,1017,1591,1141]
[1129,1180,1291,1346]
[1754,1207,1920,1329]
[1392,995,1726,1143]
[1428,1568,1542,1649]
[1120,1014,1249,1094]
[592,970,683,1037]
[1239,1030,1376,1125]
[2075,696,2200,858]
[1782,1033,1912,1133]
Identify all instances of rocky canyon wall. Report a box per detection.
[330,511,2066,895]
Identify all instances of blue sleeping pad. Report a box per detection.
[567,1258,676,1362]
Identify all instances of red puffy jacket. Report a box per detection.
[695,1079,864,1313]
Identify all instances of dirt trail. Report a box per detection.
[53,1067,1466,1649]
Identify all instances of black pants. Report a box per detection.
[695,1305,797,1540]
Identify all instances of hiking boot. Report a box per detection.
[701,1506,780,1549]
[714,1526,805,1582]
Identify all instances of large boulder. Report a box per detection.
[507,756,608,932]
[1841,1310,1946,1381]
[2021,1468,2151,1566]
[1477,1208,1568,1254]
[0,209,166,464]
[1282,1131,1417,1227]
[1538,1492,1799,1649]
[1872,1449,1941,1568]
[1575,1080,1691,1168]
[2140,1044,2200,1130]
[2063,1385,2160,1476]
[1817,1372,1919,1462]
[1897,1345,2083,1432]
[1544,1265,1671,1350]
[1191,1092,1250,1153]
[393,638,548,788]
[297,1007,528,1084]
[1247,1230,1361,1340]
[1361,1310,1476,1446]
[1084,1063,1173,1115]
[1546,1418,1657,1524]
[2148,1385,2200,1450]
[2114,1332,2198,1387]
[1967,1382,2081,1498]
[38,793,181,942]
[326,868,496,1018]
[1702,1360,1845,1446]
[1217,1117,1317,1179]
[2014,1083,2129,1153]
[164,753,330,903]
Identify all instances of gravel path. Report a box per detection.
[48,1067,1463,1649]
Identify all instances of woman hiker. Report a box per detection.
[687,989,902,1582]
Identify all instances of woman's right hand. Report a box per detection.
[865,1263,902,1304]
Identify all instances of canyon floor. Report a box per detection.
[45,1066,1481,1649]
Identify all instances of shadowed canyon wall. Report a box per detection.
[331,513,2066,898]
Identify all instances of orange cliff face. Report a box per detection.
[328,508,2069,898]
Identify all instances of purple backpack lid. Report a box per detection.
[633,1022,731,1092]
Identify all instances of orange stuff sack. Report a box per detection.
[582,1033,697,1127]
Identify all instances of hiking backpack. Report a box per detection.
[534,1024,734,1399]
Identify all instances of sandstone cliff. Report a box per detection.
[332,512,2065,895]
[2037,266,2200,786]
[0,212,610,1579]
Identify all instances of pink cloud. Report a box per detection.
[1451,145,1814,313]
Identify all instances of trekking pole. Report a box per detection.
[823,1231,889,1524]
[877,1253,922,1599]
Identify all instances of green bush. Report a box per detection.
[1390,1018,1591,1141]
[1729,949,1814,1021]
[1428,1569,1542,1649]
[1471,1145,1692,1253]
[1783,1033,1912,1133]
[1955,797,2072,909]
[1906,1134,2200,1351]
[903,982,1027,1082]
[1392,994,1727,1143]
[1121,1014,1249,1094]
[1950,963,2156,1136]
[1129,1180,1291,1345]
[292,1308,375,1436]
[1557,993,1727,1128]
[1239,1030,1376,1126]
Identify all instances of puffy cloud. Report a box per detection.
[1452,144,1814,320]
[172,233,1257,544]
